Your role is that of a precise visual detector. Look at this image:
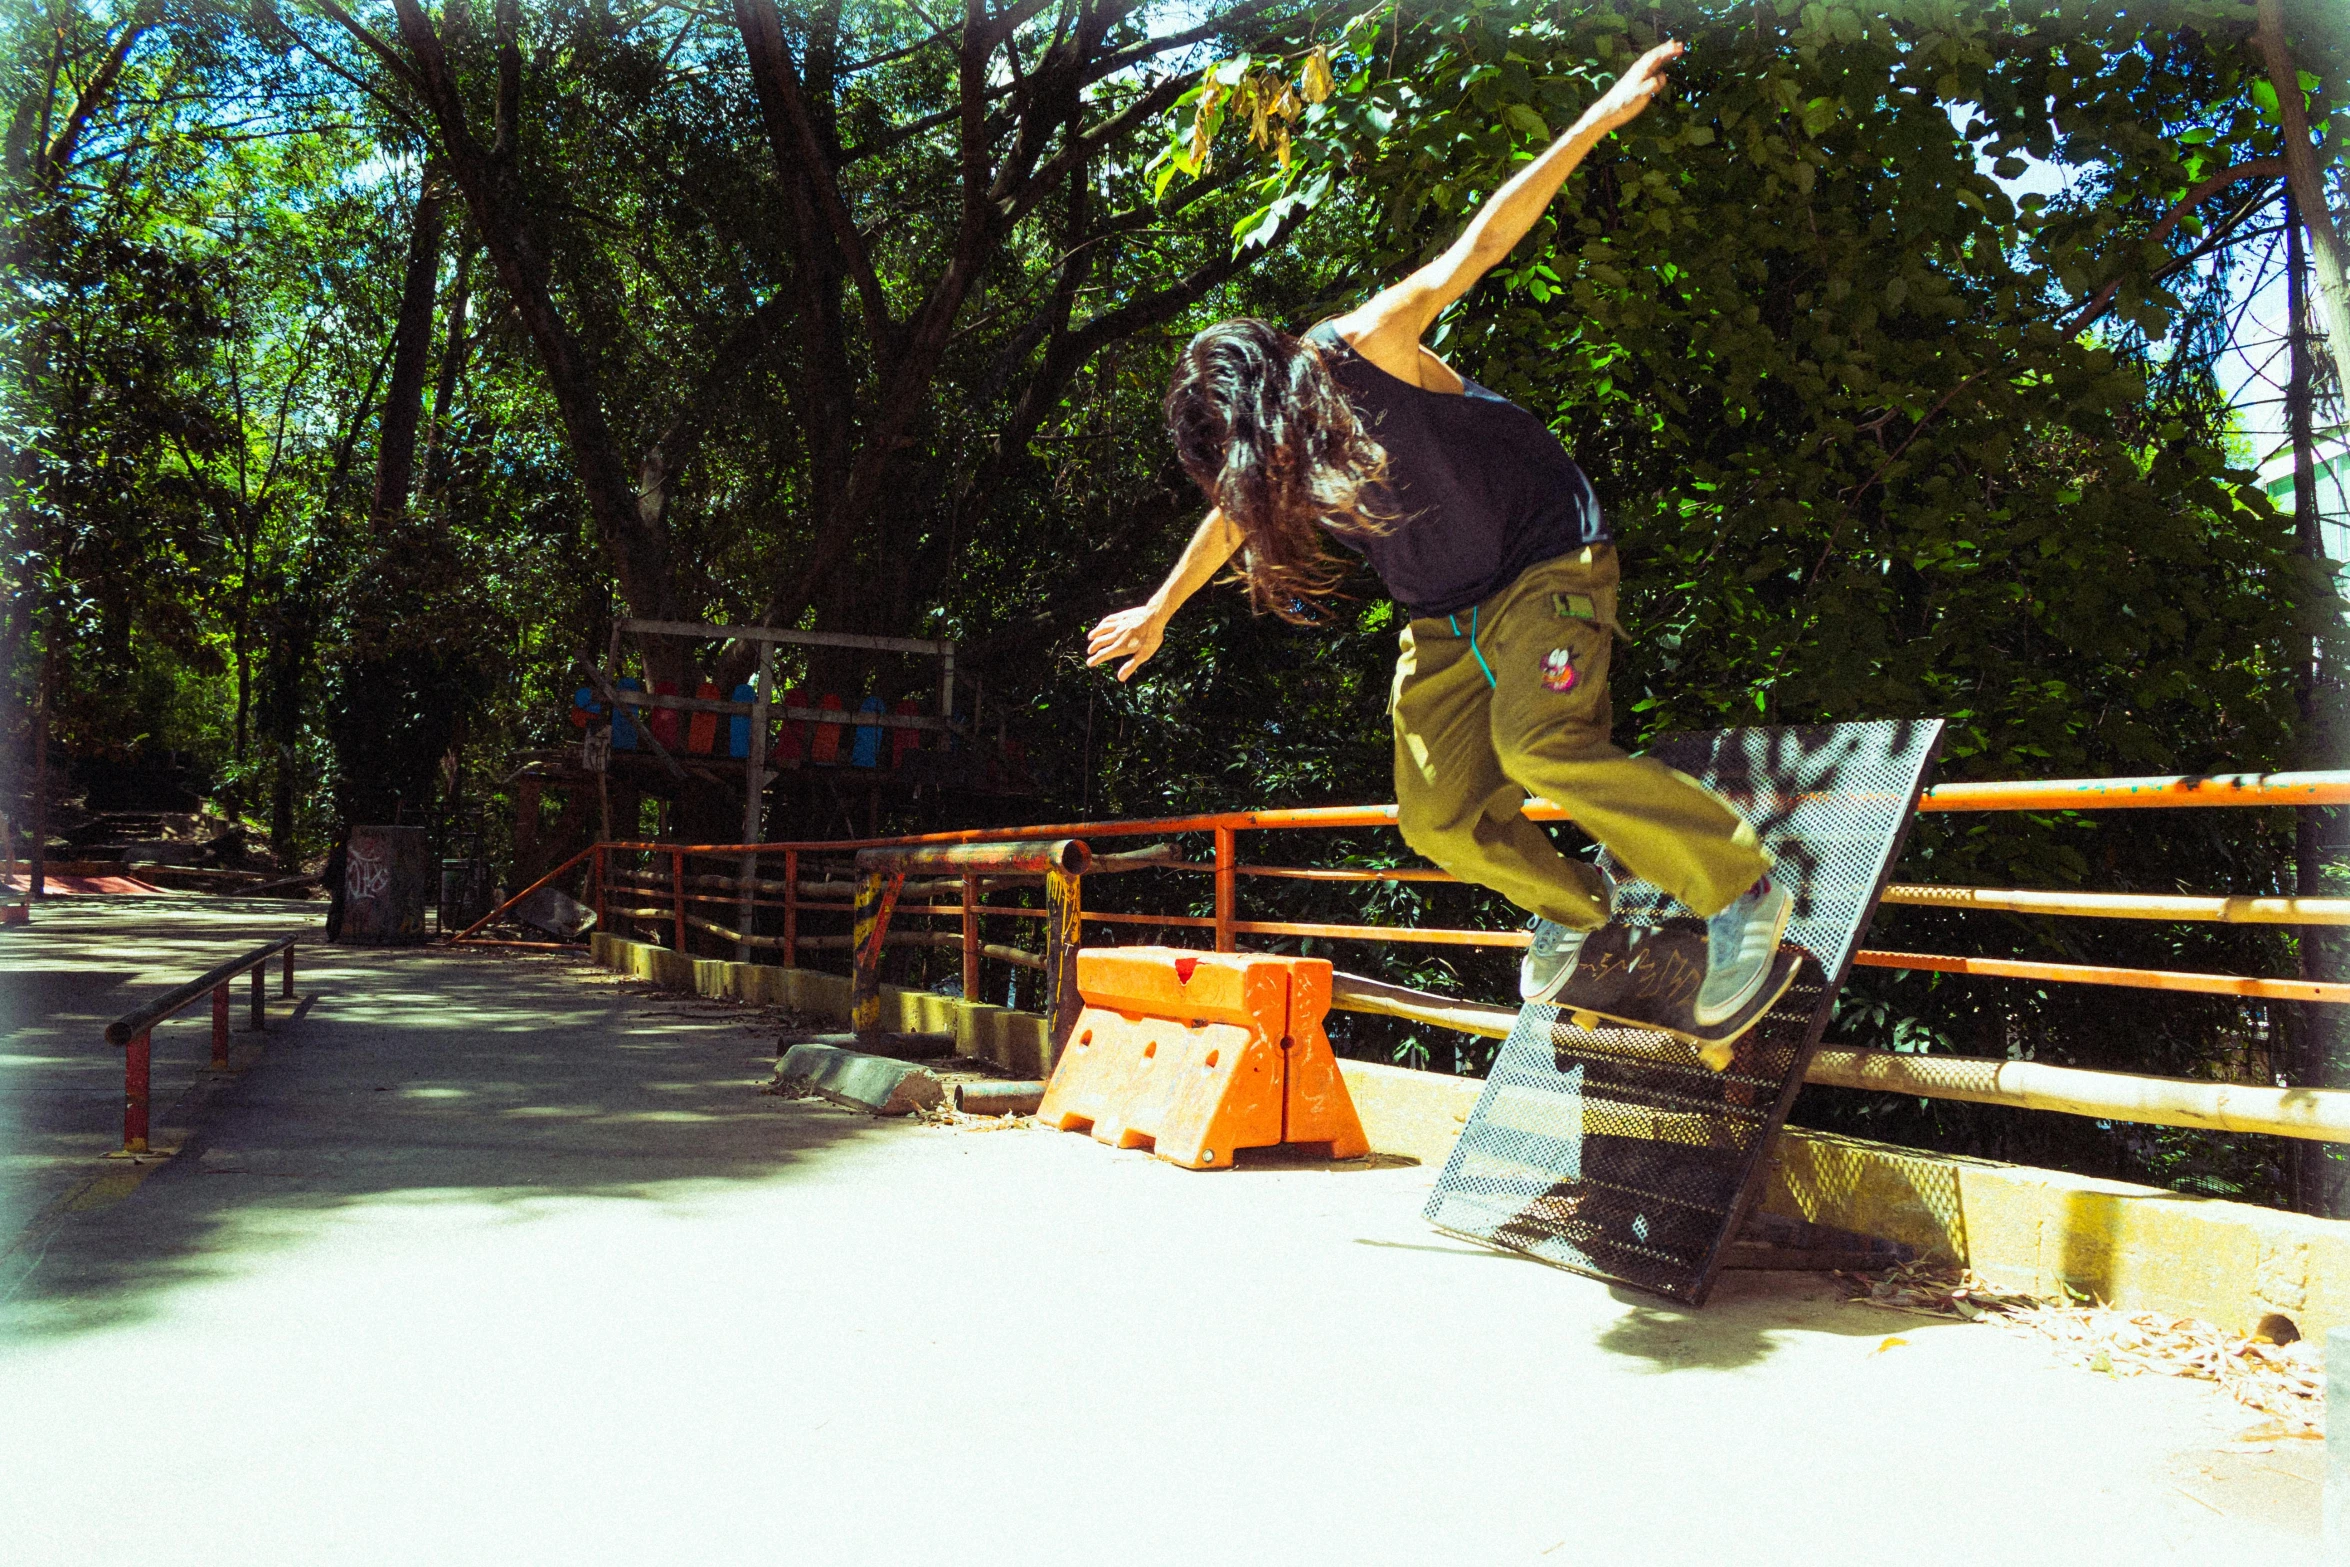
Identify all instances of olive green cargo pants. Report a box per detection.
[1390,546,1771,930]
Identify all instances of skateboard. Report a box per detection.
[1545,922,1802,1071]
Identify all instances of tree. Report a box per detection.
[291,0,1329,690]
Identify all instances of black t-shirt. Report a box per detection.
[1307,321,1606,619]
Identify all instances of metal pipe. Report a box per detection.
[105,936,297,1046]
[1232,918,1531,947]
[853,839,1089,876]
[850,869,905,1036]
[1082,910,1217,929]
[1045,867,1082,1062]
[447,844,596,944]
[961,873,978,1002]
[1851,949,2350,1003]
[1213,826,1236,953]
[1234,864,1462,883]
[791,929,1042,968]
[1917,771,2350,812]
[1802,1048,2350,1142]
[1324,972,2350,1144]
[596,768,2350,859]
[1878,884,2350,924]
[955,1081,1046,1116]
[124,1029,150,1153]
[783,848,799,963]
[618,614,954,657]
[599,687,961,732]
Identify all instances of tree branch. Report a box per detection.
[302,0,424,94]
[1086,0,1285,82]
[636,290,796,525]
[1844,156,2292,516]
[2254,0,2350,409]
[34,1,155,189]
[733,0,893,347]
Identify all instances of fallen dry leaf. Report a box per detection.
[1841,1260,2326,1428]
[2231,1419,2323,1443]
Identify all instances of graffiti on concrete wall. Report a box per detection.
[346,837,390,911]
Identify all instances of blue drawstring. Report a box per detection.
[1449,606,1497,689]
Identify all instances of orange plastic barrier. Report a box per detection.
[1036,947,1368,1169]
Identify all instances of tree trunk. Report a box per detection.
[232,518,256,785]
[384,0,686,670]
[2256,0,2350,410]
[420,243,474,499]
[371,157,449,526]
[267,343,392,871]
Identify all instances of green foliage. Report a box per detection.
[1061,0,2347,1197]
[7,1,2345,1202]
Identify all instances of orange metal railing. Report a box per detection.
[449,768,2350,1016]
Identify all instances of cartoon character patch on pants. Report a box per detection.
[1540,646,1579,694]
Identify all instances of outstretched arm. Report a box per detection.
[1085,508,1243,681]
[1338,39,1683,375]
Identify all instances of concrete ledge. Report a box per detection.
[1334,1056,2347,1338]
[588,934,1054,1076]
[589,936,2347,1338]
[775,1042,942,1116]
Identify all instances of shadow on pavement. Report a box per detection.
[1595,1271,1928,1372]
[2,919,878,1343]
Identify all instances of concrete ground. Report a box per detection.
[0,898,2325,1565]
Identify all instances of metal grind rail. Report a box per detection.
[478,766,2350,1144]
[102,936,298,1154]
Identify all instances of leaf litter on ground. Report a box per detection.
[1839,1259,2323,1433]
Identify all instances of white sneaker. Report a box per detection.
[1519,866,1617,1004]
[1694,877,1792,1026]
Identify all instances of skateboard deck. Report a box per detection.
[1425,718,1946,1305]
[1547,922,1800,1057]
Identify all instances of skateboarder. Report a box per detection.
[1086,38,1791,1039]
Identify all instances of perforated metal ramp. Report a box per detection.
[1424,719,1945,1304]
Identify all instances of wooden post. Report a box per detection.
[28,645,52,900]
[1,811,19,920]
[1213,825,1237,953]
[593,844,608,935]
[739,644,772,962]
[850,868,904,1038]
[671,848,687,952]
[514,775,543,884]
[211,983,230,1069]
[961,873,979,1002]
[783,848,799,965]
[1045,867,1083,1069]
[250,962,265,1031]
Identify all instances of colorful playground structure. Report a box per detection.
[505,616,1032,889]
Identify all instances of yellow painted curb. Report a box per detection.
[590,936,2346,1338]
[590,933,1052,1074]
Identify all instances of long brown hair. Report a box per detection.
[1164,318,1386,625]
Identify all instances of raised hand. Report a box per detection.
[1584,38,1684,136]
[1086,603,1167,682]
